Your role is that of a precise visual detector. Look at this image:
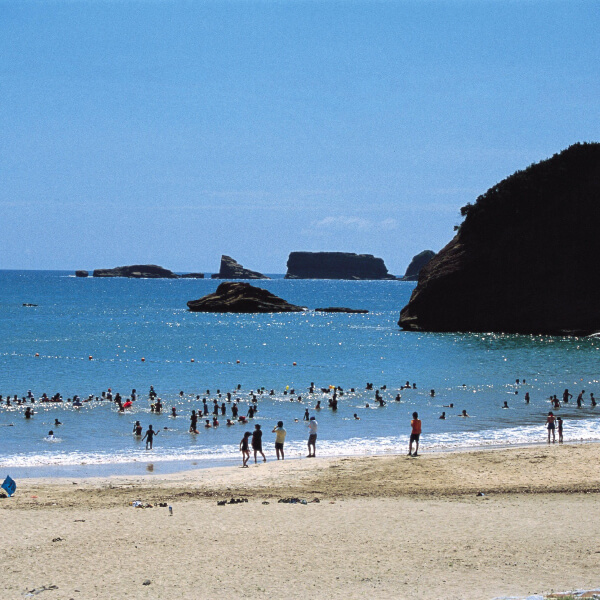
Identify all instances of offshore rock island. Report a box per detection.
[187,281,305,313]
[210,255,268,280]
[401,250,436,281]
[399,143,600,335]
[89,265,204,278]
[285,252,396,280]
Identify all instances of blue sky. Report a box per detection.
[2,0,598,275]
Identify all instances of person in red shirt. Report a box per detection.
[409,411,422,457]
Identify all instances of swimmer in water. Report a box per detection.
[354,413,360,420]
[439,412,446,420]
[460,409,469,417]
[54,418,62,426]
[525,392,530,404]
[47,430,55,440]
[443,403,454,408]
[591,393,597,407]
[133,421,143,436]
[502,401,509,408]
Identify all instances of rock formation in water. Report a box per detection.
[315,307,369,313]
[180,272,205,279]
[93,265,179,278]
[402,250,436,281]
[399,143,600,335]
[210,255,268,280]
[75,270,89,278]
[285,252,396,280]
[187,282,306,313]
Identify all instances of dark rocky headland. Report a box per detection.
[285,252,396,280]
[187,282,306,313]
[399,143,600,335]
[211,255,268,280]
[402,250,435,281]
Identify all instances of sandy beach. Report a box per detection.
[3,443,600,599]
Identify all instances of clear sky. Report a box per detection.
[2,0,599,275]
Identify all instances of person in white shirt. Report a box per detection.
[272,421,287,460]
[307,416,318,457]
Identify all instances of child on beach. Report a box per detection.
[272,421,286,460]
[546,412,556,443]
[557,417,563,443]
[408,412,421,457]
[240,431,251,467]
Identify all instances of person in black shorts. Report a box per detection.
[142,424,158,450]
[252,424,266,463]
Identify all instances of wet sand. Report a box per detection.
[2,443,600,599]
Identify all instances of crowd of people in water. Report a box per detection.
[2,379,597,460]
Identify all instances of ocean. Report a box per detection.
[1,270,599,478]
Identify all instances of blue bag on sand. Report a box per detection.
[1,475,16,497]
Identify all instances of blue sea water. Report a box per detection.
[1,270,599,478]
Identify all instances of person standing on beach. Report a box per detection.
[546,412,556,443]
[252,424,266,463]
[240,431,251,467]
[408,411,421,457]
[307,416,318,457]
[142,425,158,450]
[272,421,286,460]
[557,417,563,443]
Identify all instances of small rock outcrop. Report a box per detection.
[285,252,396,280]
[180,272,205,279]
[211,256,268,280]
[399,143,600,335]
[402,250,436,281]
[187,282,306,313]
[75,270,89,278]
[93,265,179,278]
[315,307,369,314]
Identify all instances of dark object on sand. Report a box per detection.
[93,264,179,278]
[314,307,368,314]
[187,282,305,313]
[211,255,269,280]
[401,250,436,281]
[285,252,396,280]
[399,143,600,336]
[75,270,89,277]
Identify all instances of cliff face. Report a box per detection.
[93,265,179,278]
[187,282,305,313]
[399,143,600,335]
[211,255,268,280]
[402,250,436,281]
[285,252,396,280]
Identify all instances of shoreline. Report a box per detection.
[3,443,600,599]
[5,436,599,481]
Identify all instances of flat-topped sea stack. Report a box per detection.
[180,272,205,279]
[211,255,268,280]
[285,252,396,280]
[402,250,436,281]
[399,143,600,336]
[75,270,89,278]
[187,282,305,313]
[93,264,179,278]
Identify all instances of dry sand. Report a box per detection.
[3,443,600,599]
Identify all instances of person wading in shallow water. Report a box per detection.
[142,424,158,450]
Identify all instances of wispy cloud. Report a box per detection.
[311,216,397,231]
